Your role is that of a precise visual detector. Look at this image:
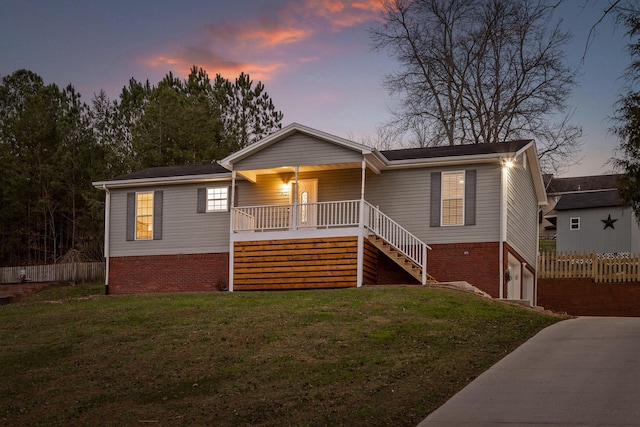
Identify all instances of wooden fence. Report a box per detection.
[538,252,640,283]
[0,262,105,284]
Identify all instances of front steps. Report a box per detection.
[368,235,437,284]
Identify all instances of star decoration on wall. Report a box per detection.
[601,214,618,230]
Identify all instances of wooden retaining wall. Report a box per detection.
[233,236,359,290]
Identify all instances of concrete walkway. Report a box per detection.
[419,317,640,426]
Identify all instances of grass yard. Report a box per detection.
[0,284,565,426]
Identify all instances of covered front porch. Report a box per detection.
[229,195,433,291]
[219,124,434,291]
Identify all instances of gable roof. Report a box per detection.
[547,174,621,195]
[93,123,545,203]
[554,189,622,211]
[220,122,385,170]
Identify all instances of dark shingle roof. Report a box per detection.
[381,140,532,161]
[547,174,621,194]
[554,190,622,210]
[108,163,230,181]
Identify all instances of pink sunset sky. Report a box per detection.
[1,0,632,177]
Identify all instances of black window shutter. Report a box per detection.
[465,170,476,225]
[430,172,441,227]
[197,188,206,213]
[227,185,232,211]
[126,192,135,241]
[153,191,163,240]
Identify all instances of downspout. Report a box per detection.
[535,208,541,307]
[499,158,506,299]
[102,184,110,295]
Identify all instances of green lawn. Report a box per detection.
[0,284,564,426]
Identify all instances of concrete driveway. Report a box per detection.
[419,317,640,427]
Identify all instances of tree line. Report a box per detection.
[0,67,283,266]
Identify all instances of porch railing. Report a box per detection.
[232,200,361,232]
[363,201,430,271]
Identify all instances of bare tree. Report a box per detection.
[372,0,582,172]
[359,124,403,150]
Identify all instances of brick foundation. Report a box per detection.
[106,242,531,299]
[538,278,640,316]
[428,242,501,298]
[108,253,229,295]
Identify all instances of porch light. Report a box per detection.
[504,159,514,169]
[280,182,290,196]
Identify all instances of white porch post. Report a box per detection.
[292,166,299,231]
[229,170,237,292]
[359,160,366,227]
[357,160,366,287]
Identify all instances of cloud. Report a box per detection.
[291,0,385,30]
[143,48,285,82]
[144,0,383,81]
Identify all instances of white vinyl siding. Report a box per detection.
[236,169,361,207]
[365,164,500,244]
[234,133,362,170]
[505,155,539,266]
[111,183,231,256]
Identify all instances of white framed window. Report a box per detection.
[207,187,229,212]
[136,192,154,240]
[570,217,580,230]
[441,171,465,226]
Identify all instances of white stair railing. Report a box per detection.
[363,201,431,284]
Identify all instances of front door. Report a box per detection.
[293,179,318,228]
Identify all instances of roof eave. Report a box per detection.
[383,152,511,169]
[521,142,548,206]
[93,172,232,189]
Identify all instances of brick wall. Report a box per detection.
[109,253,229,295]
[428,242,501,298]
[538,278,640,316]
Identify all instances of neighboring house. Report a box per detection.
[93,123,547,304]
[540,173,640,254]
[540,174,622,240]
[554,187,640,255]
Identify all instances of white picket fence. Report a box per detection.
[0,262,105,284]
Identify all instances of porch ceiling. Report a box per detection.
[236,162,367,183]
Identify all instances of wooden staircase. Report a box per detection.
[368,234,437,284]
